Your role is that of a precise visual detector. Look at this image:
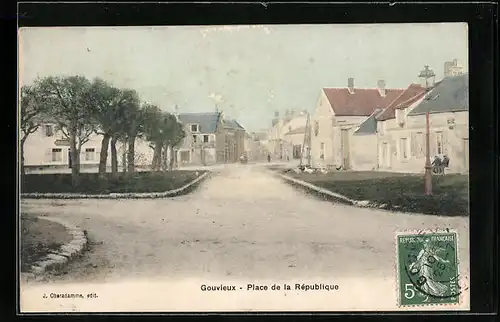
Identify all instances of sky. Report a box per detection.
[19,23,468,132]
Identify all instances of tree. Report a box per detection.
[163,115,185,171]
[118,90,142,175]
[36,76,94,186]
[20,84,45,176]
[86,80,141,179]
[141,105,185,171]
[85,78,122,179]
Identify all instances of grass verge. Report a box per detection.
[281,170,469,217]
[21,170,206,194]
[20,214,73,272]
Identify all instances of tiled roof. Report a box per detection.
[376,84,427,121]
[408,74,469,115]
[178,112,221,133]
[285,126,306,135]
[323,87,405,117]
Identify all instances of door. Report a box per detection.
[463,138,469,173]
[340,129,350,169]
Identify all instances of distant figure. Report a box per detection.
[432,155,444,175]
[432,155,442,167]
[267,154,271,163]
[442,155,450,168]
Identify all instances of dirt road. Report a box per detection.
[20,164,469,311]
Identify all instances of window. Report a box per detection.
[436,132,444,154]
[193,135,197,143]
[85,148,95,161]
[314,121,319,136]
[203,135,209,143]
[400,138,408,160]
[320,142,325,160]
[190,124,199,132]
[45,124,54,137]
[415,132,425,157]
[51,148,62,162]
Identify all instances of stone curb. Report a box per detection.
[22,216,88,280]
[20,171,210,200]
[278,173,385,209]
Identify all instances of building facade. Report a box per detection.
[23,111,247,170]
[175,112,246,165]
[23,123,118,170]
[266,111,308,161]
[375,74,469,174]
[310,78,405,169]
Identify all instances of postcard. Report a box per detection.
[19,22,469,312]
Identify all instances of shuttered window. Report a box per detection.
[400,138,408,160]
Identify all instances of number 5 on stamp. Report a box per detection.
[396,230,460,306]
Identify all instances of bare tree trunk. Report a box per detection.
[20,137,27,177]
[169,147,176,171]
[98,133,111,179]
[122,138,127,173]
[69,132,80,187]
[110,136,118,177]
[151,142,162,171]
[162,143,169,171]
[127,136,136,174]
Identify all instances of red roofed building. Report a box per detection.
[376,83,427,121]
[310,78,405,169]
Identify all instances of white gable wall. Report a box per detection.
[310,90,334,167]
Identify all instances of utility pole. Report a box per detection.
[418,65,435,195]
[300,111,311,167]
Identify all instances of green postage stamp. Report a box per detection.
[396,230,461,306]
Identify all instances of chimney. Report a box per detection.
[377,79,386,97]
[347,78,355,94]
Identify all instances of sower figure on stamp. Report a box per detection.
[408,239,450,297]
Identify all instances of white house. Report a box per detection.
[23,111,247,170]
[375,74,469,174]
[352,83,427,171]
[310,78,405,169]
[23,123,123,170]
[266,110,308,161]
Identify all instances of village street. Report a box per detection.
[20,164,469,286]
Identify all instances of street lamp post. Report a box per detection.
[424,111,432,195]
[418,65,435,195]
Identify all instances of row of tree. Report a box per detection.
[20,75,185,185]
